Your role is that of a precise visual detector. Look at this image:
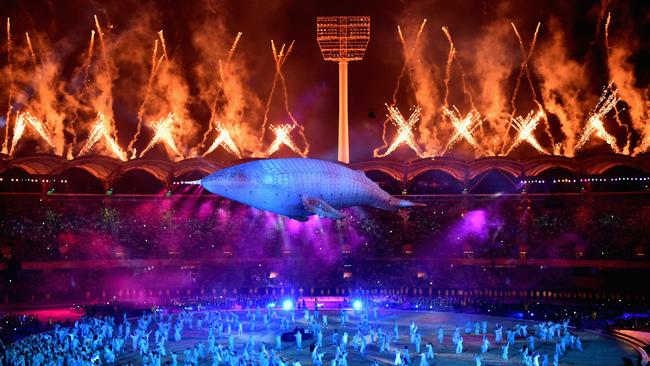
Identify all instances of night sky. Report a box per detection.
[0,0,647,161]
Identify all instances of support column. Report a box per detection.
[338,61,349,164]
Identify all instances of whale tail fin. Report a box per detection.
[179,179,202,185]
[389,197,427,209]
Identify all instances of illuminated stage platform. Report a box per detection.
[299,296,346,309]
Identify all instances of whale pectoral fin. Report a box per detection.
[300,195,345,220]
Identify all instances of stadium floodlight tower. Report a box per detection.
[317,16,370,164]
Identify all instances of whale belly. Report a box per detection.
[236,187,308,217]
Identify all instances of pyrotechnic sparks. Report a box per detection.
[139,113,183,159]
[8,116,25,156]
[509,22,541,116]
[505,109,548,155]
[202,123,241,158]
[603,12,626,148]
[603,12,634,155]
[93,15,106,54]
[574,83,621,154]
[128,38,163,156]
[67,30,96,154]
[441,27,474,110]
[2,17,14,154]
[261,41,294,139]
[157,30,168,60]
[78,113,127,161]
[441,27,456,108]
[81,30,97,81]
[592,0,613,46]
[441,106,483,155]
[226,32,242,63]
[90,14,122,150]
[373,105,426,158]
[260,40,310,156]
[25,32,36,65]
[378,20,428,156]
[86,30,95,70]
[265,124,306,158]
[199,32,244,151]
[1,6,646,160]
[391,20,427,104]
[504,22,554,154]
[9,111,56,155]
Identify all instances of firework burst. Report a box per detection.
[574,83,621,154]
[505,109,548,155]
[503,22,554,153]
[9,111,56,155]
[78,113,127,161]
[442,106,483,155]
[374,105,426,158]
[203,122,241,158]
[139,113,183,159]
[265,124,306,158]
[260,40,309,155]
[198,32,244,152]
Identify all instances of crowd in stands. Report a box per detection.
[0,194,648,262]
[0,193,648,311]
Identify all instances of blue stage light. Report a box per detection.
[282,299,294,311]
[267,302,276,308]
[352,299,363,311]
